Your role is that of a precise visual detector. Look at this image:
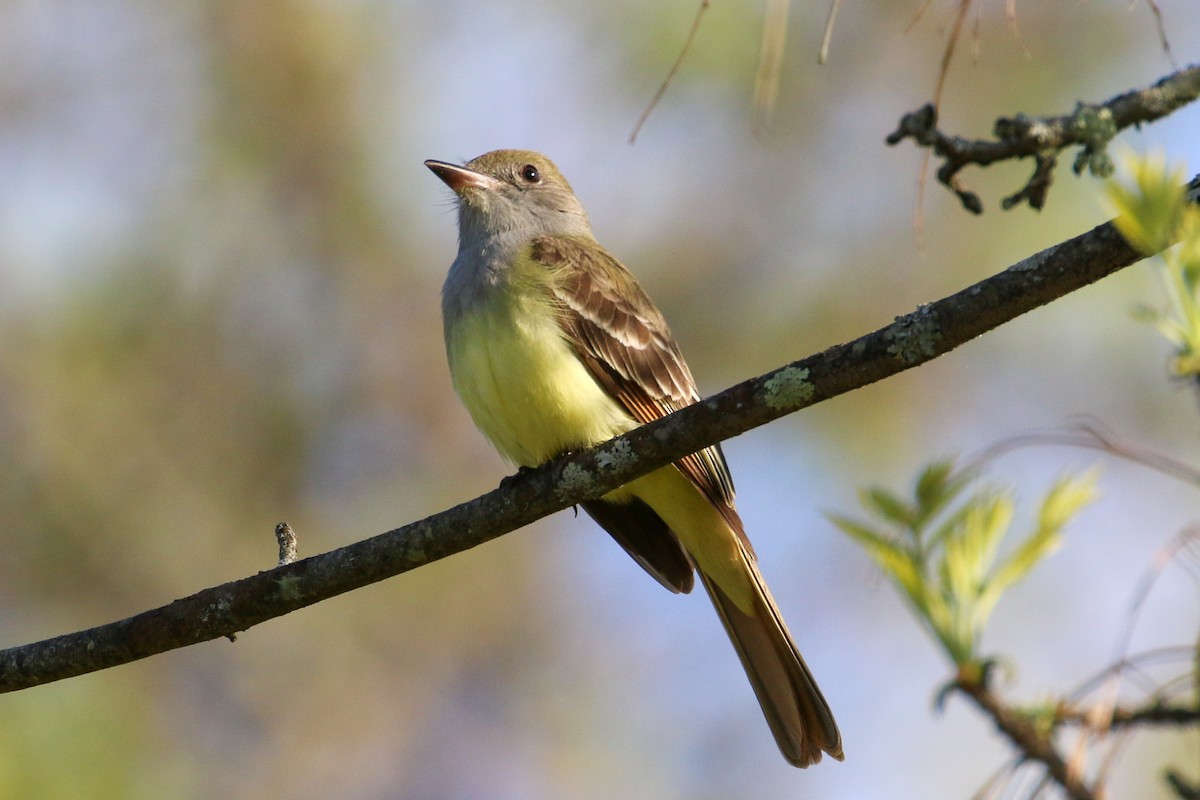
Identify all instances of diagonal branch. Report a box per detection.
[2,175,1197,694]
[887,64,1200,213]
[954,673,1098,800]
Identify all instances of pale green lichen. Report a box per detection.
[200,594,233,623]
[886,305,943,364]
[556,461,595,502]
[763,366,814,410]
[276,575,303,602]
[595,438,635,472]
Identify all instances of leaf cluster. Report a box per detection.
[1112,153,1200,381]
[830,461,1096,666]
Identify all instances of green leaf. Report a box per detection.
[912,460,975,530]
[826,514,887,553]
[833,460,1098,668]
[1176,207,1200,274]
[860,486,915,528]
[977,472,1097,622]
[914,460,954,507]
[1037,470,1099,534]
[828,515,922,598]
[1106,150,1188,255]
[1128,303,1162,325]
[927,499,978,551]
[937,492,1013,659]
[949,495,1011,595]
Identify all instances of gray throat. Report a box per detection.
[441,231,527,324]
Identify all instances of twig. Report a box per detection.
[932,0,973,110]
[1167,769,1200,800]
[1055,702,1200,729]
[628,1,709,144]
[1144,0,1175,68]
[954,673,1098,800]
[817,0,841,64]
[752,0,790,134]
[887,64,1200,213]
[973,421,1200,487]
[275,522,298,566]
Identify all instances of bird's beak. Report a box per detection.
[425,160,502,194]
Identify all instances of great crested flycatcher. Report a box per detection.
[426,149,842,767]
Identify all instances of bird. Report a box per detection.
[426,149,842,767]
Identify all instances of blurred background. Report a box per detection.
[1,1,1198,798]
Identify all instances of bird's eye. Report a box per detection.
[520,164,540,183]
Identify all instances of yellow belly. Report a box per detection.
[444,288,635,467]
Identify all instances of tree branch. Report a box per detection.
[953,674,1098,800]
[953,678,1200,799]
[2,175,1197,694]
[887,64,1200,213]
[1056,701,1200,729]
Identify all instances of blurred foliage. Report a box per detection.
[829,460,1097,665]
[0,675,195,800]
[1108,151,1194,255]
[1114,153,1200,381]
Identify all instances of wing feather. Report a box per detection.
[531,236,742,533]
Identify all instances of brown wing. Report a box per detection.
[530,240,847,764]
[531,236,746,553]
[579,497,694,593]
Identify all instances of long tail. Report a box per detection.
[697,555,843,768]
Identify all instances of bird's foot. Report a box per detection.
[499,465,537,490]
